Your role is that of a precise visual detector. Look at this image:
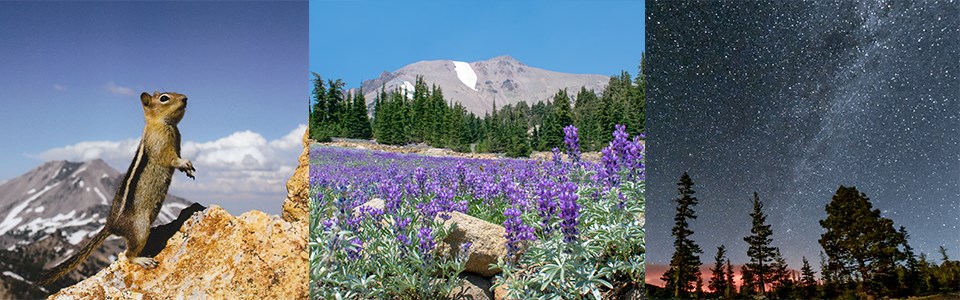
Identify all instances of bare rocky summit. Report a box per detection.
[358,55,609,115]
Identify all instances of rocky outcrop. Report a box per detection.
[50,133,312,299]
[282,129,311,224]
[49,206,308,299]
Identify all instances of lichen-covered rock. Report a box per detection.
[437,212,507,277]
[282,130,311,223]
[49,206,308,299]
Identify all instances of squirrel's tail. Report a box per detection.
[34,228,110,287]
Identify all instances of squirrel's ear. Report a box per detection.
[140,92,151,107]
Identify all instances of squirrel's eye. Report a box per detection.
[159,95,170,103]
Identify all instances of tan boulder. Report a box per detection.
[49,206,308,299]
[437,211,507,277]
[449,273,493,300]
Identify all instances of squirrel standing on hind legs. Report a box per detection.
[35,91,196,287]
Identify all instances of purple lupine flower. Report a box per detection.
[417,200,441,219]
[503,207,536,259]
[404,182,419,199]
[358,205,384,221]
[557,181,580,243]
[551,147,562,165]
[563,125,581,163]
[600,145,620,186]
[417,227,435,254]
[503,207,524,257]
[611,124,630,158]
[346,237,363,260]
[625,136,645,182]
[321,217,337,229]
[381,183,402,213]
[414,167,427,191]
[345,215,363,230]
[393,216,413,245]
[536,178,557,233]
[503,182,526,208]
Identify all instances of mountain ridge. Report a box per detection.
[356,56,610,115]
[0,158,194,298]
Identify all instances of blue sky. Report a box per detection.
[310,1,644,88]
[0,2,308,214]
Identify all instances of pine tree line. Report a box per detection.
[309,57,646,157]
[308,73,372,142]
[651,176,960,299]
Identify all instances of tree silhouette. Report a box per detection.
[819,185,908,298]
[662,172,703,299]
[709,245,730,297]
[743,192,782,295]
[800,256,817,298]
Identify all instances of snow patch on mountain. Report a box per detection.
[401,81,415,99]
[3,271,25,282]
[70,166,87,178]
[93,187,108,205]
[452,61,477,91]
[0,181,60,235]
[68,229,90,245]
[18,210,101,234]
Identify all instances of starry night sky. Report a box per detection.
[646,0,959,278]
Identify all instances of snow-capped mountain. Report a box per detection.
[358,55,610,115]
[0,159,196,297]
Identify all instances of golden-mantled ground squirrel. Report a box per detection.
[36,92,196,286]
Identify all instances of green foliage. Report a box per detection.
[538,89,574,151]
[494,168,644,299]
[308,176,468,299]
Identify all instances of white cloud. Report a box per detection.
[104,81,136,97]
[29,124,307,211]
[53,84,66,91]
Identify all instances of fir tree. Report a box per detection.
[308,73,328,141]
[743,192,780,295]
[725,260,736,299]
[351,89,372,139]
[800,256,818,298]
[539,89,574,151]
[573,87,601,151]
[709,245,730,298]
[662,172,703,299]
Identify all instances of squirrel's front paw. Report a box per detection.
[177,159,196,180]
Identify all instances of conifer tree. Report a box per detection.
[309,73,328,141]
[725,260,736,299]
[662,172,703,299]
[743,192,780,295]
[539,89,573,151]
[819,185,908,298]
[573,87,601,151]
[351,89,372,139]
[800,256,817,298]
[709,245,730,298]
